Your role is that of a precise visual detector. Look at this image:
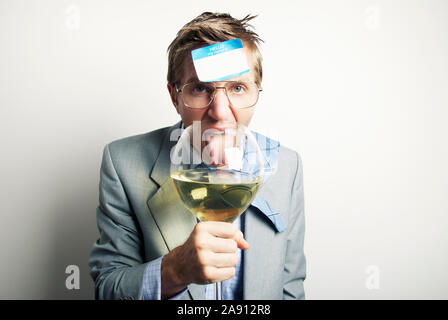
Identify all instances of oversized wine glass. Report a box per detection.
[170,121,267,299]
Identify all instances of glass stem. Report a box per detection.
[215,281,223,300]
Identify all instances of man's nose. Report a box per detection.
[207,87,234,120]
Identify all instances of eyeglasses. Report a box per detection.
[176,81,262,109]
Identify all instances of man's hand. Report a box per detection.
[161,221,249,299]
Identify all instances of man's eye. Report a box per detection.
[193,85,206,93]
[231,84,246,93]
[192,84,213,94]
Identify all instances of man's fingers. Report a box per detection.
[209,252,239,268]
[209,237,238,253]
[201,221,238,238]
[202,266,236,283]
[209,230,249,251]
[196,221,250,253]
[191,222,248,284]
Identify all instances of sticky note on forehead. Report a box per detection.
[191,39,250,82]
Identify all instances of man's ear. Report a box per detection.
[167,83,179,113]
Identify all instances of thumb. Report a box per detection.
[234,230,250,250]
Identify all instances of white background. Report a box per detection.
[0,0,447,299]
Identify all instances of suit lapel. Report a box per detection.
[146,177,196,251]
[147,122,197,251]
[146,122,203,299]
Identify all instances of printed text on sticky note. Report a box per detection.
[191,39,250,82]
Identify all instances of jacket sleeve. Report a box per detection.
[89,144,148,300]
[282,152,307,299]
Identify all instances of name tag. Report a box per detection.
[191,39,250,82]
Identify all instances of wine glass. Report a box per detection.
[170,121,267,299]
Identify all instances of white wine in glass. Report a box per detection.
[172,168,261,223]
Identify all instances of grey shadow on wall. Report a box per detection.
[43,152,100,299]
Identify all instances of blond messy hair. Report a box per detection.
[167,12,263,86]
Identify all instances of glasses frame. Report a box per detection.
[175,80,263,109]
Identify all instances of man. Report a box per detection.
[89,12,306,300]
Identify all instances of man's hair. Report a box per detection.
[167,12,263,86]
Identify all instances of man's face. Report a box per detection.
[167,43,258,131]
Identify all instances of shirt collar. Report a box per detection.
[251,195,286,233]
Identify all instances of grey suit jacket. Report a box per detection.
[89,122,306,300]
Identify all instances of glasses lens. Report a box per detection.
[225,82,259,108]
[182,82,215,108]
[182,81,259,109]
